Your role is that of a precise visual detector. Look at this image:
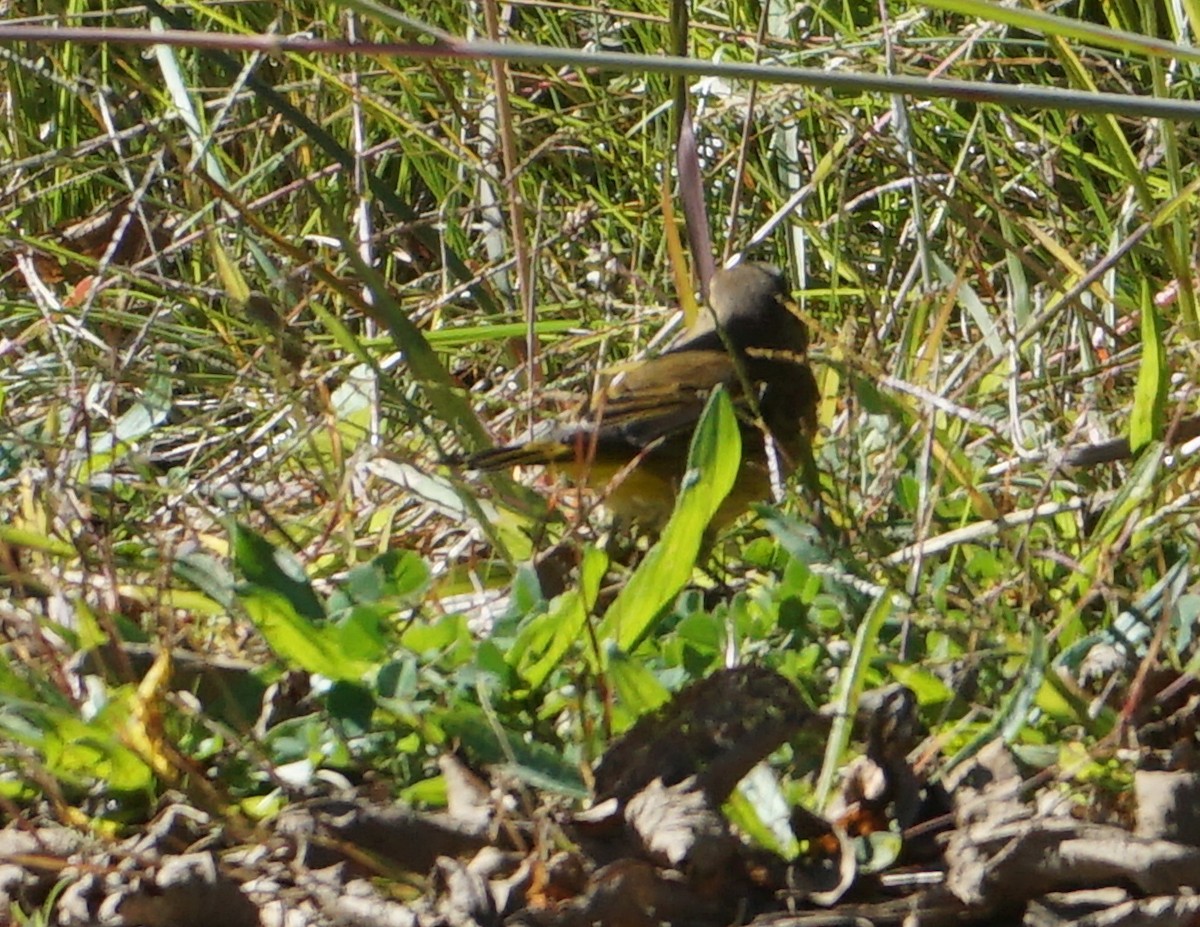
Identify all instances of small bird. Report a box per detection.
[465,263,819,531]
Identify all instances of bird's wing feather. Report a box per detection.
[593,350,741,448]
[466,347,811,470]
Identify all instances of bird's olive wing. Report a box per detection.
[593,351,750,448]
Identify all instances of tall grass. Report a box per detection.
[1,0,1198,814]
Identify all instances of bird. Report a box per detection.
[463,262,820,531]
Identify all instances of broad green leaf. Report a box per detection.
[887,663,953,708]
[400,612,470,655]
[515,545,607,690]
[233,524,325,623]
[173,552,237,610]
[596,386,741,656]
[333,550,431,612]
[728,763,800,860]
[439,704,587,798]
[327,682,375,735]
[240,588,370,681]
[47,728,154,793]
[333,607,389,664]
[607,648,670,727]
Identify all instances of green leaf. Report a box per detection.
[331,209,490,450]
[856,830,903,873]
[335,550,431,610]
[232,524,326,623]
[596,386,741,656]
[0,525,77,559]
[1002,628,1048,745]
[400,775,448,807]
[401,612,470,655]
[333,606,389,664]
[173,552,237,610]
[240,588,370,681]
[327,682,375,735]
[44,717,154,793]
[943,626,1050,774]
[607,648,670,725]
[73,371,173,482]
[886,663,953,708]
[922,0,1200,64]
[514,545,607,690]
[328,362,378,453]
[933,254,1002,359]
[1069,445,1164,604]
[439,704,587,798]
[1129,281,1167,454]
[727,763,800,860]
[4,691,154,793]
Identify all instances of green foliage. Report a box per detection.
[3,0,1200,846]
[0,652,155,800]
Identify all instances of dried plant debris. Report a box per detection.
[591,665,817,806]
[8,195,173,286]
[10,668,1200,926]
[1133,769,1200,845]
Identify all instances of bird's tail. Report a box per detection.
[459,440,574,471]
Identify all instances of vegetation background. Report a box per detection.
[2,0,1200,870]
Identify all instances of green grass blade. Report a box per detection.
[1129,281,1167,455]
[922,0,1200,64]
[814,589,894,810]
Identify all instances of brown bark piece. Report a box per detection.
[1134,770,1200,846]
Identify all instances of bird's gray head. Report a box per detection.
[695,262,807,355]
